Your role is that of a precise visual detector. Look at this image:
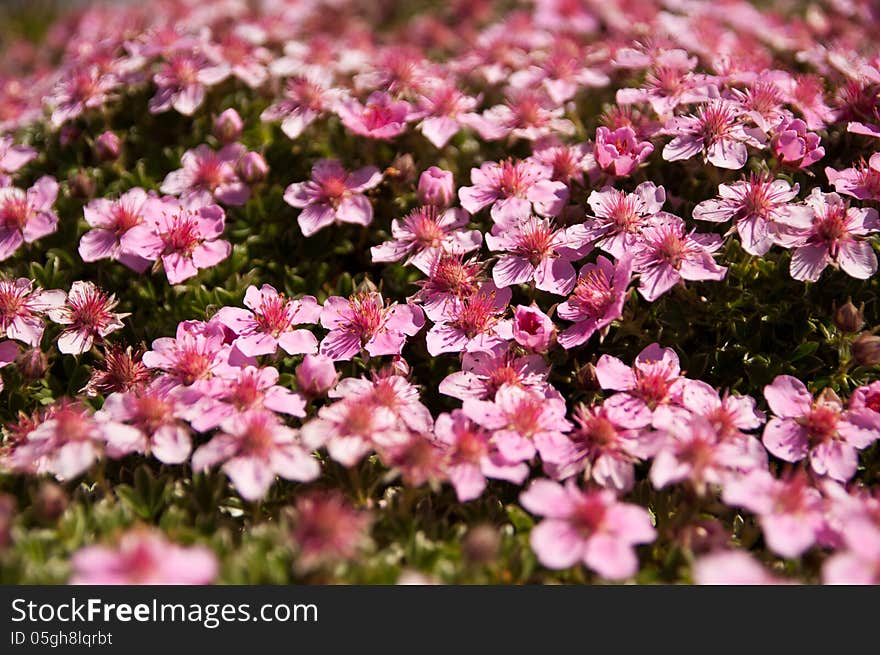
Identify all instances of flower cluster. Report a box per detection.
[0,0,879,586]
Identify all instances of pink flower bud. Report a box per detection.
[237,151,269,184]
[771,118,824,170]
[512,304,555,352]
[417,166,455,207]
[594,126,654,177]
[296,354,338,398]
[213,108,244,144]
[94,131,121,161]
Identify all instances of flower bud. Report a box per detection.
[94,130,121,161]
[296,354,338,398]
[68,170,95,198]
[835,299,864,334]
[853,333,880,366]
[417,166,455,207]
[59,124,81,147]
[18,347,47,381]
[462,524,501,565]
[33,482,68,522]
[575,363,600,391]
[386,153,416,183]
[237,151,269,184]
[213,108,244,144]
[512,304,555,353]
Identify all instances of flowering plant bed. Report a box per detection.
[1,0,880,585]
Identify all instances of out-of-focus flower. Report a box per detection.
[0,176,59,261]
[290,490,372,572]
[520,479,655,579]
[192,410,319,501]
[71,529,218,585]
[284,159,383,236]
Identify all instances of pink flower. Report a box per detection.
[825,153,880,202]
[693,551,787,585]
[650,414,757,493]
[771,118,824,169]
[508,40,609,104]
[215,284,320,357]
[178,365,307,433]
[412,252,485,322]
[850,381,880,414]
[775,188,880,281]
[596,343,685,425]
[300,396,405,467]
[579,182,667,258]
[0,277,65,346]
[371,205,481,273]
[414,82,497,147]
[823,525,880,584]
[615,53,713,116]
[438,345,549,401]
[319,292,424,361]
[142,320,240,392]
[98,380,192,464]
[557,255,632,349]
[593,126,654,177]
[485,217,591,295]
[200,32,270,89]
[335,91,413,140]
[329,373,433,434]
[10,402,134,480]
[79,188,154,272]
[529,139,595,185]
[283,159,383,237]
[0,136,35,175]
[295,354,338,399]
[551,402,660,492]
[71,529,218,585]
[458,159,568,225]
[0,176,59,261]
[434,410,529,502]
[425,282,513,356]
[520,480,655,578]
[260,73,340,140]
[479,90,576,142]
[121,197,230,285]
[678,379,766,443]
[160,144,250,206]
[462,384,572,465]
[723,469,824,558]
[47,66,117,127]
[149,52,210,116]
[632,215,727,302]
[511,304,555,352]
[692,173,811,256]
[417,166,455,207]
[662,100,765,169]
[192,410,319,501]
[46,281,127,355]
[762,376,880,482]
[290,490,372,572]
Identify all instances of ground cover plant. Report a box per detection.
[1,0,880,585]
